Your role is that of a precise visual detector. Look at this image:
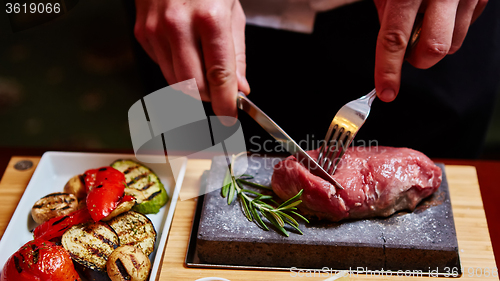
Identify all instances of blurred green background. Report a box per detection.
[0,0,499,158]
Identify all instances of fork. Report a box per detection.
[317,14,423,176]
[316,89,377,175]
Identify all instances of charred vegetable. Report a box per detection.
[107,211,156,256]
[84,167,134,222]
[111,160,168,214]
[61,221,120,280]
[106,245,151,281]
[31,192,79,224]
[34,207,92,241]
[101,199,136,221]
[1,239,81,281]
[64,174,87,200]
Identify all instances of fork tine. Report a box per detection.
[322,126,343,173]
[317,123,338,166]
[330,130,352,174]
[325,128,349,174]
[320,126,340,168]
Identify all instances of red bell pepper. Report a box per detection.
[33,207,92,241]
[84,167,128,221]
[83,167,125,193]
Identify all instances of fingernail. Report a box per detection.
[243,76,250,94]
[237,71,250,94]
[380,88,396,102]
[219,115,237,127]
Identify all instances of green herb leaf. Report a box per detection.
[278,200,302,210]
[276,210,299,228]
[262,211,288,237]
[221,167,232,198]
[240,193,252,221]
[290,211,310,224]
[278,189,304,208]
[227,177,236,205]
[220,153,308,236]
[237,179,273,191]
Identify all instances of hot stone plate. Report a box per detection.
[195,155,461,275]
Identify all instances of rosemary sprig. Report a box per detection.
[221,154,309,236]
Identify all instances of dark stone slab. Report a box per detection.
[196,156,461,272]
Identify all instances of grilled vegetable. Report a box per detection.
[107,211,156,256]
[62,221,120,280]
[1,239,81,281]
[34,207,92,241]
[111,160,168,214]
[106,245,151,281]
[101,198,135,221]
[84,167,130,221]
[64,174,87,200]
[31,192,79,224]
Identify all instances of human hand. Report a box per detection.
[373,0,487,102]
[134,0,250,122]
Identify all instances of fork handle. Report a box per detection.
[361,88,377,107]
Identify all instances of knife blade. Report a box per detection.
[236,92,344,190]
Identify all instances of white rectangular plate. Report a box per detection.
[0,151,187,281]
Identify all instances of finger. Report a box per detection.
[407,0,459,69]
[146,17,177,86]
[196,8,238,122]
[472,0,488,22]
[134,14,158,63]
[232,1,250,95]
[163,10,209,101]
[449,0,478,54]
[373,0,387,21]
[375,0,422,102]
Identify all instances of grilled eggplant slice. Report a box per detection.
[62,221,120,280]
[111,160,168,214]
[106,245,151,281]
[107,211,156,256]
[31,192,79,224]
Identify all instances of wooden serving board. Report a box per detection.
[0,157,497,281]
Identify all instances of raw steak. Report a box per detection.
[271,146,442,221]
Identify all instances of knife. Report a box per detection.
[237,92,344,190]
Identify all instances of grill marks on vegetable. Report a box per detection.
[32,194,76,209]
[107,211,157,256]
[31,245,39,265]
[13,256,22,273]
[126,173,150,186]
[115,258,132,280]
[61,222,120,271]
[113,160,166,213]
[123,166,139,175]
[52,215,69,226]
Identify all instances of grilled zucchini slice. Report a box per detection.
[107,211,156,256]
[62,221,120,274]
[111,159,168,214]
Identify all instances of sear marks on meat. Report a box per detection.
[271,147,442,221]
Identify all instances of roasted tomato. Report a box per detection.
[1,239,80,281]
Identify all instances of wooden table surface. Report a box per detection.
[0,155,498,280]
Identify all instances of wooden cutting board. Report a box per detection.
[0,157,497,280]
